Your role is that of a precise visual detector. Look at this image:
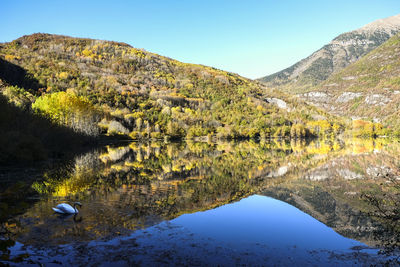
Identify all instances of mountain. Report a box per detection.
[259,14,400,93]
[299,33,400,129]
[0,33,342,145]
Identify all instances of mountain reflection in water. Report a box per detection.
[1,138,399,265]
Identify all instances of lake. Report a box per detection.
[1,138,399,266]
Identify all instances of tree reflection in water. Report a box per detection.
[361,177,400,260]
[1,138,400,264]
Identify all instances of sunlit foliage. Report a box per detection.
[32,91,101,136]
[351,120,384,137]
[0,33,345,141]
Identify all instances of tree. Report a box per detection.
[32,92,101,136]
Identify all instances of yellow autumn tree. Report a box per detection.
[32,92,101,136]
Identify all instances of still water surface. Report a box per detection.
[1,139,399,265]
[173,195,363,250]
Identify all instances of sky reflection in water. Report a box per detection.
[173,194,363,251]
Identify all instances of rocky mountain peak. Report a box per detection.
[355,14,400,35]
[259,14,400,93]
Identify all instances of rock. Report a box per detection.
[266,98,288,110]
[302,92,331,103]
[336,92,363,103]
[304,169,330,181]
[277,166,288,176]
[337,169,363,180]
[366,166,392,178]
[303,91,329,98]
[267,166,289,177]
[325,83,338,87]
[364,94,391,105]
[341,76,357,80]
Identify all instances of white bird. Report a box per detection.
[52,202,82,214]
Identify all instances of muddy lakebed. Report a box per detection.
[1,139,399,266]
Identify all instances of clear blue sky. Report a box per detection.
[1,0,399,79]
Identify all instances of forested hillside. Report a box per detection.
[0,33,344,144]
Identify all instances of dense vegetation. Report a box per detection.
[0,33,344,147]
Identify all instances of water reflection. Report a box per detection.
[173,195,365,250]
[1,138,400,264]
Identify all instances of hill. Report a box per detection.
[0,33,343,142]
[259,14,400,93]
[299,33,400,130]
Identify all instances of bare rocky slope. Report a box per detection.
[259,14,400,93]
